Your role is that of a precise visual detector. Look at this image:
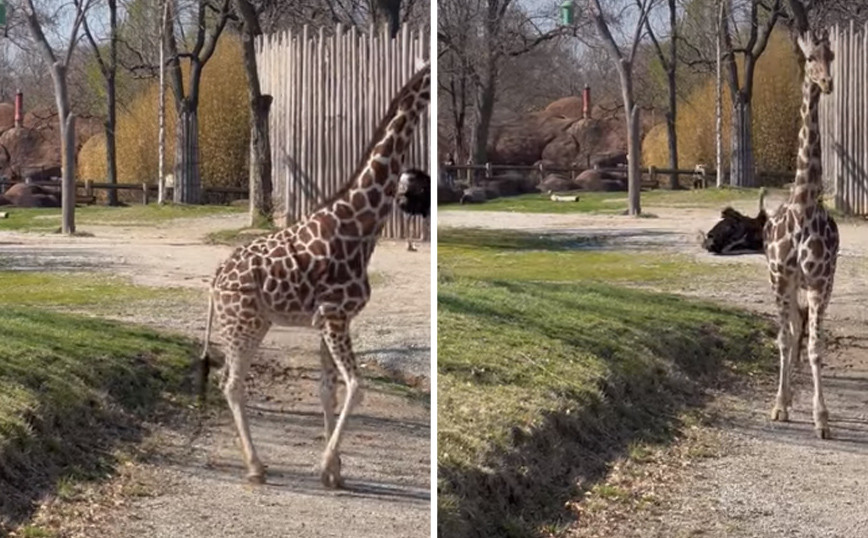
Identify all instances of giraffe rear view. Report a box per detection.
[763,29,838,439]
[201,61,430,486]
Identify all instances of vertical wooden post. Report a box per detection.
[85,179,93,199]
[143,183,149,205]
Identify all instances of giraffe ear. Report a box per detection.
[796,32,813,58]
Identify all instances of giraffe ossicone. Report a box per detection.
[199,62,431,486]
[763,27,838,439]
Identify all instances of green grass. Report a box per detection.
[444,187,775,214]
[0,306,195,529]
[438,228,711,284]
[437,229,775,537]
[0,271,184,308]
[0,270,199,530]
[0,204,244,232]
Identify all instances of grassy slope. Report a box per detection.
[0,204,244,232]
[446,187,776,214]
[0,273,196,530]
[437,229,774,537]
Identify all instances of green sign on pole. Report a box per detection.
[560,0,574,26]
[0,3,6,27]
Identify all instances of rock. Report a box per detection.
[0,106,101,182]
[1,182,61,207]
[438,185,463,205]
[591,152,628,168]
[537,174,576,193]
[575,169,627,192]
[489,100,631,169]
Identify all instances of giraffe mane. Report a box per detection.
[309,63,431,215]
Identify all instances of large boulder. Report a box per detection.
[1,182,61,207]
[438,184,463,205]
[0,106,101,182]
[488,97,631,169]
[575,169,627,192]
[537,174,576,193]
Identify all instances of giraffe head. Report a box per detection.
[797,29,834,94]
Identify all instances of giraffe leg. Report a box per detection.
[806,289,830,439]
[319,337,338,440]
[784,305,809,407]
[771,282,797,422]
[319,318,363,489]
[223,339,266,483]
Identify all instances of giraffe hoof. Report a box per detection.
[320,454,343,489]
[771,407,789,422]
[246,471,266,485]
[815,426,831,440]
[320,469,345,489]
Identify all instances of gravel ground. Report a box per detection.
[2,213,431,538]
[441,198,868,538]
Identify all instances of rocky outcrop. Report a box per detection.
[488,97,629,169]
[0,182,61,207]
[0,106,101,182]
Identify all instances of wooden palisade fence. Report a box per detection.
[820,22,868,216]
[255,24,430,239]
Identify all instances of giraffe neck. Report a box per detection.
[790,78,822,209]
[326,80,429,240]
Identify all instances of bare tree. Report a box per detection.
[20,0,91,233]
[232,0,272,225]
[439,0,562,168]
[589,0,655,215]
[721,0,782,187]
[82,0,119,206]
[164,0,231,204]
[643,0,679,189]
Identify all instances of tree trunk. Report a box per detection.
[248,95,273,226]
[374,0,401,38]
[730,96,755,187]
[666,0,678,190]
[174,104,201,204]
[63,114,76,234]
[618,61,641,215]
[105,72,118,206]
[471,61,497,168]
[665,70,678,189]
[51,63,75,234]
[627,105,641,215]
[234,9,274,226]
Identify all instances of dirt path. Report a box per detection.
[441,201,868,537]
[2,214,430,538]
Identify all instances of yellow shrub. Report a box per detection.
[78,36,250,188]
[643,30,801,173]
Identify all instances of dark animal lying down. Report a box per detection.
[702,190,768,255]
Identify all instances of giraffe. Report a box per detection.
[200,61,430,486]
[762,29,837,439]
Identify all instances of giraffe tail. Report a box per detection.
[758,187,767,213]
[197,292,214,405]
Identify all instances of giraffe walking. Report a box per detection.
[200,62,430,486]
[763,29,838,439]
